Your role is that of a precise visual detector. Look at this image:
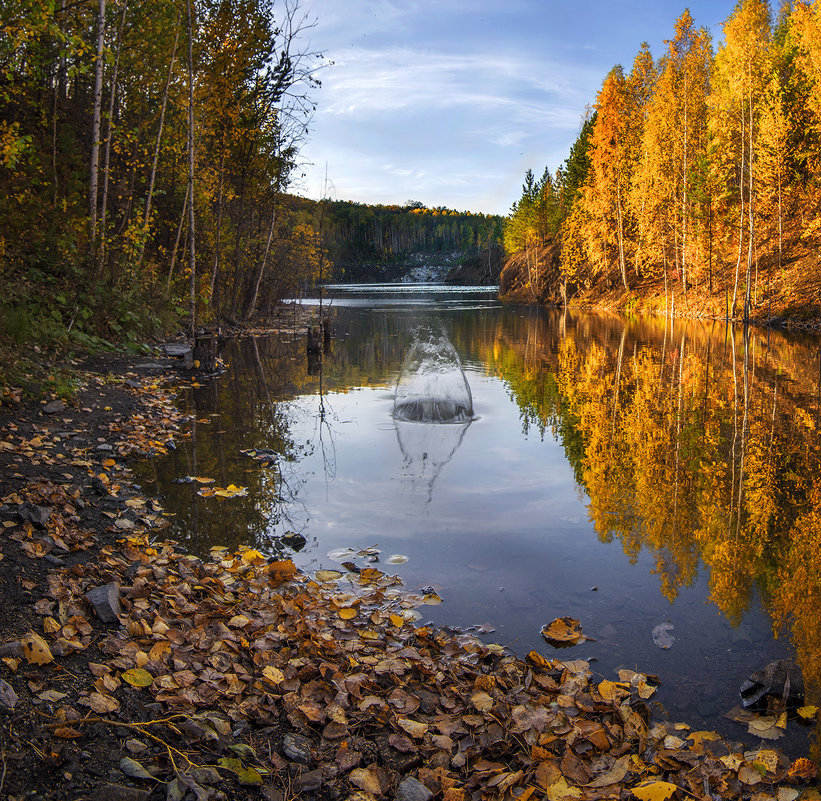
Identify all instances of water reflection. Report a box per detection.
[395,421,471,502]
[135,293,821,750]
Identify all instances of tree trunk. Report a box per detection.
[88,0,106,252]
[731,104,745,320]
[246,194,278,320]
[186,0,197,338]
[615,174,628,290]
[98,0,128,277]
[167,186,189,292]
[210,148,226,321]
[137,11,180,272]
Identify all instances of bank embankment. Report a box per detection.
[498,243,821,328]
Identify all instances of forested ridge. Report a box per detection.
[1,0,326,354]
[288,197,504,282]
[503,0,821,324]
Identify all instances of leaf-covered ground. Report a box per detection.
[0,344,819,801]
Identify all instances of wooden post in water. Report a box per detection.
[307,324,322,354]
[193,333,217,372]
[322,318,331,353]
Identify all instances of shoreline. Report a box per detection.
[0,324,818,799]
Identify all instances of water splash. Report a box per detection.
[393,329,473,423]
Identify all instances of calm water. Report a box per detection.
[137,285,821,754]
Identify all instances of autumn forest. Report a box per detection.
[503,0,821,324]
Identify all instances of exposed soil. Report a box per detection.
[0,314,818,801]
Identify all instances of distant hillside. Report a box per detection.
[287,197,505,283]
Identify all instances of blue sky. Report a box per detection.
[293,0,732,216]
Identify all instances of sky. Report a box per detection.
[291,0,734,216]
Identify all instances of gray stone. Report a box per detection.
[0,678,18,710]
[84,582,121,623]
[163,343,192,358]
[18,503,51,529]
[295,768,324,792]
[91,784,150,801]
[395,777,433,801]
[42,400,66,414]
[282,732,313,765]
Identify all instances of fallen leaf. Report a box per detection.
[121,668,154,688]
[120,757,155,780]
[315,570,343,582]
[349,767,381,794]
[21,631,53,665]
[586,755,629,787]
[217,757,263,786]
[541,617,585,647]
[631,781,679,801]
[545,776,583,801]
[397,718,428,739]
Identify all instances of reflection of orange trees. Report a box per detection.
[491,316,821,646]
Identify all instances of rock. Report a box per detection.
[125,379,142,388]
[18,503,51,529]
[133,363,162,371]
[42,400,66,414]
[282,732,313,765]
[0,642,23,659]
[163,343,192,358]
[0,679,18,710]
[96,443,114,451]
[395,776,433,801]
[84,583,122,623]
[295,769,324,792]
[281,532,306,551]
[91,785,151,801]
[740,659,804,709]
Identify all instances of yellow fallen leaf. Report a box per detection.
[471,691,494,712]
[349,768,381,795]
[121,668,154,688]
[316,570,343,582]
[397,718,428,739]
[598,679,630,702]
[545,777,583,801]
[631,781,679,801]
[798,705,818,720]
[261,666,284,685]
[22,631,53,665]
[541,616,584,646]
[338,608,357,620]
[687,730,721,749]
[241,549,265,564]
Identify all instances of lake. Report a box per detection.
[136,285,821,755]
